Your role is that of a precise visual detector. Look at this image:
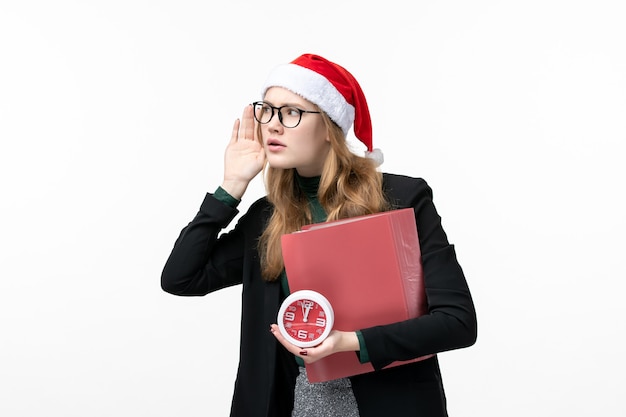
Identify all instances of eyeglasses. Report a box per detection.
[252,101,321,128]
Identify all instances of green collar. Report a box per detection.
[295,173,326,223]
[295,173,321,200]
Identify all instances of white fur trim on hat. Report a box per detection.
[261,64,355,136]
[366,148,384,166]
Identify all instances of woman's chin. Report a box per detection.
[265,157,294,171]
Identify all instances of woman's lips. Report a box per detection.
[267,139,286,152]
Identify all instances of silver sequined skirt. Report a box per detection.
[292,366,359,416]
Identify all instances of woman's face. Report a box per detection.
[260,87,330,177]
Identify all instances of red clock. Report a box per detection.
[277,290,334,348]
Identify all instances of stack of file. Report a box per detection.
[281,208,432,382]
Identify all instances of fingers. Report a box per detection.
[239,104,255,141]
[270,324,304,355]
[230,118,240,145]
[270,324,318,363]
[230,105,256,144]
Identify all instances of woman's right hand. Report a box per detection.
[221,105,266,199]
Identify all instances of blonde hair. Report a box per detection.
[258,113,390,281]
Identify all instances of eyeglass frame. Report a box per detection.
[252,101,322,128]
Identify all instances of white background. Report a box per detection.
[1,1,625,416]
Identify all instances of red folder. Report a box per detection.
[281,208,433,383]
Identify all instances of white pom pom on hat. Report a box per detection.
[261,53,383,166]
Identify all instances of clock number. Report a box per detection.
[284,311,295,321]
[297,330,308,339]
[315,318,326,327]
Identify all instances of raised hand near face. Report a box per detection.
[221,104,266,200]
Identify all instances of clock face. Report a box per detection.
[277,290,334,348]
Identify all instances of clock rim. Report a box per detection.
[277,289,334,348]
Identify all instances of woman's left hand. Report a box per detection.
[270,324,359,364]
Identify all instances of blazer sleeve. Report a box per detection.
[160,192,249,296]
[359,174,477,370]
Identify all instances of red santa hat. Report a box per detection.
[261,53,383,165]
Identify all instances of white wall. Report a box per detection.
[1,1,624,415]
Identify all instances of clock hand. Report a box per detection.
[302,300,313,322]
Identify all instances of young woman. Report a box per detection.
[161,53,477,417]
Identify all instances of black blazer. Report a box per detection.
[161,173,477,417]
